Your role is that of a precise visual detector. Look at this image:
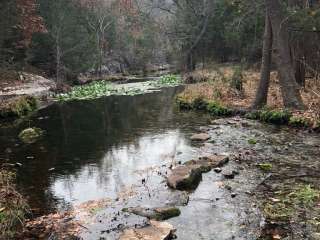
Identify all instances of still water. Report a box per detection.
[0,87,208,214]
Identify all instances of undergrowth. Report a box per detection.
[0,170,29,239]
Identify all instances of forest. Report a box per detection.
[0,0,320,239]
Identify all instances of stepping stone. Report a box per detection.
[167,155,229,190]
[190,133,210,141]
[119,220,176,240]
[123,207,181,221]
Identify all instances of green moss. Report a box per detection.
[18,127,44,144]
[248,138,257,145]
[0,96,38,118]
[154,207,181,221]
[206,101,233,116]
[258,163,272,171]
[259,109,292,124]
[289,116,310,128]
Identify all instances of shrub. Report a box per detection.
[0,170,29,239]
[206,101,233,116]
[259,109,292,124]
[191,97,208,110]
[229,66,244,92]
[289,116,311,128]
[175,96,193,110]
[0,96,38,118]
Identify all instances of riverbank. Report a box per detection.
[177,64,320,131]
[0,168,29,239]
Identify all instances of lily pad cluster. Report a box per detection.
[55,75,182,102]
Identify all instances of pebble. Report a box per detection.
[231,193,237,198]
[214,168,222,173]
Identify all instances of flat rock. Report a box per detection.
[167,166,202,190]
[123,207,181,221]
[184,155,229,173]
[167,155,229,190]
[190,133,210,141]
[119,220,176,240]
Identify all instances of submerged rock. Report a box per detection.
[167,155,229,190]
[123,207,181,221]
[190,133,210,141]
[119,220,176,240]
[18,127,44,144]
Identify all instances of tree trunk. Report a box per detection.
[265,0,305,109]
[253,11,273,109]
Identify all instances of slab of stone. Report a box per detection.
[190,133,210,141]
[119,220,176,240]
[167,155,229,190]
[184,155,229,173]
[123,207,181,221]
[167,166,202,190]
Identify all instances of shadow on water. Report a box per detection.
[0,87,209,215]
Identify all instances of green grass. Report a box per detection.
[263,184,320,221]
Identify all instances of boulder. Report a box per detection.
[190,133,210,141]
[119,220,176,240]
[123,207,181,221]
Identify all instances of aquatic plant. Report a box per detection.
[158,74,181,86]
[56,75,182,102]
[18,127,44,144]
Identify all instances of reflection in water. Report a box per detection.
[0,87,208,214]
[52,131,191,206]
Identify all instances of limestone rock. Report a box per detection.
[119,220,176,240]
[190,133,210,141]
[123,207,181,221]
[167,166,202,190]
[167,155,229,190]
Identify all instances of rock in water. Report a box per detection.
[123,207,181,221]
[190,133,210,141]
[167,165,202,190]
[119,220,176,240]
[167,155,229,190]
[19,127,44,144]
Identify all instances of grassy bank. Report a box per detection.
[0,169,29,239]
[176,64,320,131]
